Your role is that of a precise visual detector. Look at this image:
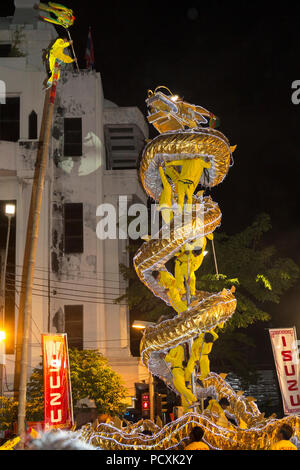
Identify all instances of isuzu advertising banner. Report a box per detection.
[269,327,300,415]
[42,334,73,430]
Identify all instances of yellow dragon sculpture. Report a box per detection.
[79,87,300,450]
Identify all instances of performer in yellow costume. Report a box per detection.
[152,270,187,314]
[158,165,180,223]
[184,329,219,384]
[175,249,205,298]
[165,157,211,210]
[269,424,298,450]
[163,344,198,412]
[46,37,76,87]
[205,397,231,429]
[174,232,213,298]
[184,426,210,450]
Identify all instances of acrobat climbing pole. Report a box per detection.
[15,61,61,448]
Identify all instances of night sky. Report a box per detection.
[1,1,300,360]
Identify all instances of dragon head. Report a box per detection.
[146,86,216,133]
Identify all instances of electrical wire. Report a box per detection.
[7,269,126,292]
[5,282,128,305]
[6,277,125,299]
[6,268,128,294]
[5,287,128,306]
[9,263,129,284]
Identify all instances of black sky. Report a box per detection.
[1,1,300,352]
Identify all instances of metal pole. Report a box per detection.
[185,247,198,413]
[13,85,50,400]
[185,248,196,396]
[149,371,155,422]
[16,62,60,448]
[211,238,219,279]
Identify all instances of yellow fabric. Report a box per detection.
[184,441,210,450]
[0,436,20,450]
[175,250,204,296]
[270,440,297,450]
[164,166,180,188]
[189,252,204,295]
[184,330,218,382]
[48,39,74,83]
[174,252,189,295]
[239,418,248,430]
[166,158,211,209]
[159,271,187,314]
[165,344,185,367]
[158,166,173,223]
[206,399,230,428]
[29,427,40,439]
[165,345,197,410]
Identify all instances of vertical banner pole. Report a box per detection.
[16,61,61,448]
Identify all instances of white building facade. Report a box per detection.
[0,0,149,406]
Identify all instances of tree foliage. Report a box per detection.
[25,349,128,422]
[0,397,18,431]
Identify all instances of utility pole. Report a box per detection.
[15,62,60,448]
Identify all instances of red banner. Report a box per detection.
[269,327,300,415]
[42,334,73,430]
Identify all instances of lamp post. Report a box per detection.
[0,203,15,396]
[132,320,155,421]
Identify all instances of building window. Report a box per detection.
[0,44,12,57]
[0,97,20,142]
[28,110,37,140]
[64,305,83,350]
[104,124,145,170]
[64,203,84,253]
[64,117,82,156]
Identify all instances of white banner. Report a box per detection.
[269,327,300,415]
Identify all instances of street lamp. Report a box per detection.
[132,320,155,329]
[132,319,155,421]
[0,203,15,396]
[5,204,16,217]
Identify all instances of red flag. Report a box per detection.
[85,26,95,69]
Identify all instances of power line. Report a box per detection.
[5,286,128,306]
[10,263,129,284]
[5,280,127,304]
[7,269,128,292]
[7,269,126,290]
[6,275,125,297]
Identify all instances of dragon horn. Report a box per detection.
[49,2,71,11]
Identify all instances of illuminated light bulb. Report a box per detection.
[5,204,15,216]
[170,95,179,101]
[0,331,5,341]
